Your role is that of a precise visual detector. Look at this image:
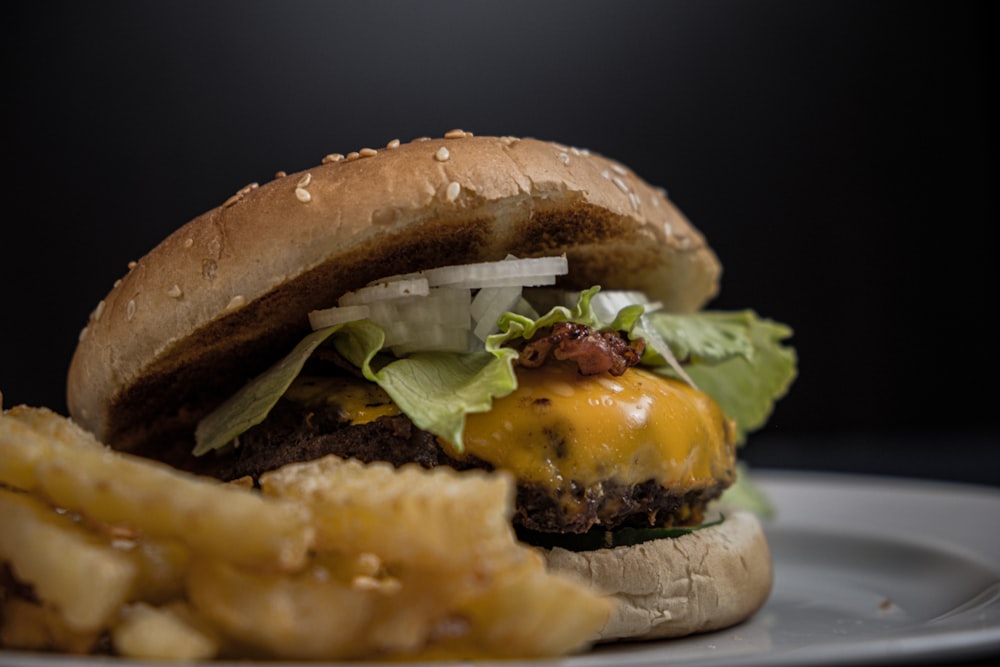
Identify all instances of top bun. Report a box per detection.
[67,131,721,456]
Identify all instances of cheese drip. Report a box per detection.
[459,363,736,489]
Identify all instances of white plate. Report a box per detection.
[3,470,999,666]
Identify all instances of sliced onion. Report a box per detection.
[338,278,430,306]
[308,304,371,330]
[471,285,523,341]
[590,290,662,323]
[309,256,580,354]
[370,288,471,328]
[422,256,568,288]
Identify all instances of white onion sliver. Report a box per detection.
[464,274,558,288]
[470,285,521,321]
[472,285,523,341]
[422,256,568,288]
[308,304,371,330]
[370,288,471,328]
[590,290,658,323]
[366,271,421,286]
[338,278,429,306]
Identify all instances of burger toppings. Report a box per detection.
[189,256,794,547]
[308,255,570,355]
[516,321,645,376]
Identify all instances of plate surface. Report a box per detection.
[3,470,999,666]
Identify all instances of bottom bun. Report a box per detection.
[540,510,772,642]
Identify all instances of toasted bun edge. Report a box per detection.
[540,510,772,642]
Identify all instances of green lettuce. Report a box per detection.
[642,310,797,443]
[193,288,796,456]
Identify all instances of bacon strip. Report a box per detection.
[518,322,645,376]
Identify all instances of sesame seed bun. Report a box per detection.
[65,131,771,645]
[541,510,773,642]
[67,132,720,455]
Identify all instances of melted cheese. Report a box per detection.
[286,376,400,425]
[459,363,736,489]
[286,365,735,492]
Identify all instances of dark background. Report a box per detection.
[4,2,997,487]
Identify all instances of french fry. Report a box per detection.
[0,488,136,633]
[0,414,56,490]
[1,406,615,661]
[2,406,103,451]
[0,408,314,571]
[111,602,218,661]
[187,558,374,660]
[261,456,518,571]
[0,597,101,654]
[448,557,615,658]
[125,537,191,604]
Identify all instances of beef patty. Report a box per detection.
[214,396,726,535]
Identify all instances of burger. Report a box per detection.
[67,131,796,642]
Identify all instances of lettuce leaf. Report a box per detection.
[192,325,342,456]
[332,320,523,451]
[643,310,797,443]
[193,289,796,456]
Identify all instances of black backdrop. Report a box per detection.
[4,1,997,485]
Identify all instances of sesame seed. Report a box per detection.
[226,295,246,310]
[629,191,640,211]
[295,187,312,203]
[78,326,88,342]
[650,195,661,208]
[612,176,630,194]
[445,181,461,202]
[322,153,345,164]
[184,238,194,248]
[386,139,401,149]
[414,137,431,142]
[612,164,628,176]
[663,221,673,237]
[92,300,106,321]
[435,146,451,162]
[601,169,611,180]
[275,170,287,179]
[167,284,183,299]
[297,173,312,188]
[558,152,570,165]
[127,260,137,270]
[222,182,258,208]
[113,279,122,288]
[359,147,377,157]
[444,129,468,139]
[126,299,136,321]
[346,152,360,161]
